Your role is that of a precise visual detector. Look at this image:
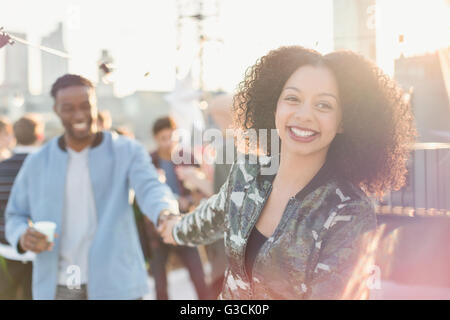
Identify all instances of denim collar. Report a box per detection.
[57,131,104,152]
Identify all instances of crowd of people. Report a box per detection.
[0,45,417,300]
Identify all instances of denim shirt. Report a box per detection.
[173,156,378,299]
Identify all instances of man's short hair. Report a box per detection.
[13,114,43,146]
[50,74,94,99]
[152,116,177,136]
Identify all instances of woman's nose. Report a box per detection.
[294,102,314,120]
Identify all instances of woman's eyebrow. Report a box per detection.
[318,93,339,103]
[284,87,339,102]
[283,86,300,92]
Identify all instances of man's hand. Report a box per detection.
[19,228,54,253]
[157,210,176,227]
[157,215,181,245]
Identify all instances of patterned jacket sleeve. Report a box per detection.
[172,164,235,247]
[304,199,378,300]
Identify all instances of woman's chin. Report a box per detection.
[282,140,329,158]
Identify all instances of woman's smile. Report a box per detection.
[287,126,320,143]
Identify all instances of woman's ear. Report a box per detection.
[338,122,344,134]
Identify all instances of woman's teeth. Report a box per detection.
[290,127,317,137]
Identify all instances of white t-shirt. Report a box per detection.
[58,147,97,286]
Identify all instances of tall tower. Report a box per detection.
[176,0,222,91]
[333,0,376,62]
[41,22,69,95]
[3,31,29,94]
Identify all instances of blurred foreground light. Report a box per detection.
[199,100,208,110]
[11,93,25,108]
[99,62,116,84]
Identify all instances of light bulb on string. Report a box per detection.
[98,62,116,84]
[199,100,208,110]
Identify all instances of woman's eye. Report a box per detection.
[317,102,332,110]
[285,96,299,102]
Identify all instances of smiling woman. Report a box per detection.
[233,46,417,200]
[159,46,417,300]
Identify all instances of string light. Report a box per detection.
[0,26,71,59]
[0,27,14,49]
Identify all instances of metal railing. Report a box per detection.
[376,142,450,218]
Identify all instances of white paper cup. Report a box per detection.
[33,221,57,243]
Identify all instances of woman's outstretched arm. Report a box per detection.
[159,164,235,246]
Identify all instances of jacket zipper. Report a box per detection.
[243,194,295,299]
[242,184,272,299]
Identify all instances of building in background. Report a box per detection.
[41,23,69,96]
[3,31,29,95]
[383,48,450,216]
[0,31,28,119]
[333,0,376,62]
[394,48,450,143]
[121,91,171,149]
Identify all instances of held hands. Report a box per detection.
[19,227,56,253]
[157,210,181,245]
[178,196,192,212]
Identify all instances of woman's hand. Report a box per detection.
[178,196,191,212]
[157,215,181,245]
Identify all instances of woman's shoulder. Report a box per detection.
[324,178,378,229]
[228,153,273,185]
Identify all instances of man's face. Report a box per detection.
[154,128,177,154]
[53,85,98,141]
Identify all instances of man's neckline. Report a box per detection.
[57,132,104,152]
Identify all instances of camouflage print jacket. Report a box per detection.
[172,156,378,300]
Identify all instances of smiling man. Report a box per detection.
[5,74,178,300]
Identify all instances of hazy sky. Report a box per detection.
[0,0,448,96]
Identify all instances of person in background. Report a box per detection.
[172,95,235,298]
[137,116,210,300]
[97,110,112,131]
[204,94,235,299]
[0,116,14,161]
[5,74,178,300]
[0,114,45,299]
[113,126,135,139]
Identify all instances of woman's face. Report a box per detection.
[275,64,343,159]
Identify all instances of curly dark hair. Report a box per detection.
[233,46,417,199]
